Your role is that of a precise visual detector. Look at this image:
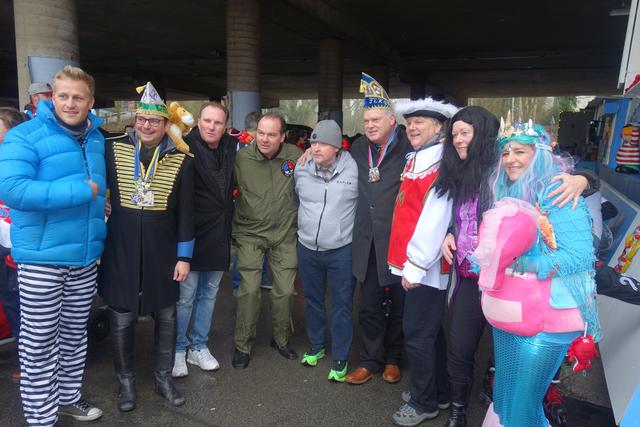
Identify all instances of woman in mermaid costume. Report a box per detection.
[474,121,600,427]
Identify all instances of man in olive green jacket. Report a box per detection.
[232,113,300,369]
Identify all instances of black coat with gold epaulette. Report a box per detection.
[99,134,194,314]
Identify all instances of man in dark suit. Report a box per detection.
[346,73,413,385]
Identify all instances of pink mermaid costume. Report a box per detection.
[473,197,597,427]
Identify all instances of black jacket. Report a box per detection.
[186,130,237,271]
[351,126,413,286]
[99,135,194,314]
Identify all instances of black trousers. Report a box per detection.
[403,284,449,412]
[357,246,405,372]
[447,277,487,405]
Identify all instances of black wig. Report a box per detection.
[434,106,500,202]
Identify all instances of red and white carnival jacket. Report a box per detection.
[387,144,452,289]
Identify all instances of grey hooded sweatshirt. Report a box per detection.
[294,151,358,251]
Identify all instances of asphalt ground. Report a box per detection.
[0,273,613,426]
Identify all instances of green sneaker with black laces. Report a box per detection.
[300,347,326,366]
[328,360,348,382]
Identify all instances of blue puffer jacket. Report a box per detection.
[0,100,107,266]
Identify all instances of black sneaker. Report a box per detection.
[59,397,103,421]
[232,349,250,369]
[270,338,298,360]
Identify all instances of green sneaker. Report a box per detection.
[328,360,348,382]
[300,347,326,366]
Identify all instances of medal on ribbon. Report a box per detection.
[130,140,160,207]
[368,166,381,182]
[367,130,395,183]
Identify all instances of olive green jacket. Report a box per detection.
[232,143,300,243]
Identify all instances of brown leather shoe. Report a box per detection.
[382,364,401,383]
[345,367,377,385]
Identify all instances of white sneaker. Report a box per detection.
[187,348,220,371]
[172,351,188,378]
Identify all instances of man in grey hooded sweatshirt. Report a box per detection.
[294,120,358,382]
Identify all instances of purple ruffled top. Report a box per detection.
[454,194,479,279]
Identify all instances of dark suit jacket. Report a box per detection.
[350,126,412,286]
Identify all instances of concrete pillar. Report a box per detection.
[13,0,80,109]
[318,38,343,128]
[227,0,261,130]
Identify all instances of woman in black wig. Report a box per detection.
[434,106,591,427]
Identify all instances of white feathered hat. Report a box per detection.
[393,98,459,122]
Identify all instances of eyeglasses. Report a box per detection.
[135,116,163,127]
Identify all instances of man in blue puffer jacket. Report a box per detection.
[0,66,106,426]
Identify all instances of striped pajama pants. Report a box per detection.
[17,263,97,427]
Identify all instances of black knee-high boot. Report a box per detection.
[108,307,137,412]
[154,304,185,406]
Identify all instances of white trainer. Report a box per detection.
[187,348,220,371]
[172,351,188,378]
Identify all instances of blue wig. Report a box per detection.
[491,124,600,340]
[492,125,572,205]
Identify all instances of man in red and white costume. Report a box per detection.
[387,98,458,426]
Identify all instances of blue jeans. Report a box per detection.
[176,270,223,352]
[297,242,355,361]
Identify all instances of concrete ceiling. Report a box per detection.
[0,0,630,104]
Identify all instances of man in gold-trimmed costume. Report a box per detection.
[99,82,194,411]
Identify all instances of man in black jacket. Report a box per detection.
[346,73,412,385]
[100,82,194,411]
[172,102,237,377]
